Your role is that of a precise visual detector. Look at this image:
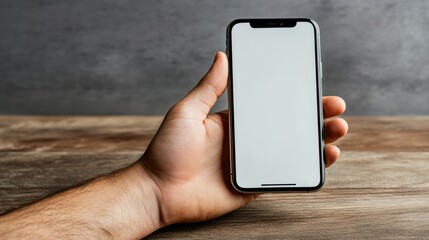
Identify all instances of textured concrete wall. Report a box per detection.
[1,0,428,115]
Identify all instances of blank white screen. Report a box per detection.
[231,21,321,188]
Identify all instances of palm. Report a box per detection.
[143,107,253,224]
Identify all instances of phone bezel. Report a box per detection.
[226,18,325,193]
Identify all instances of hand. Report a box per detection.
[0,52,347,240]
[140,52,348,226]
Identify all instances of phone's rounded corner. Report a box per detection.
[317,177,326,190]
[230,174,252,193]
[227,19,246,30]
[308,176,325,192]
[301,18,320,34]
[300,18,318,26]
[227,19,246,38]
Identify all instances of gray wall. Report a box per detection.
[1,0,428,115]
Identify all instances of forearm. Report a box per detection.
[0,163,163,239]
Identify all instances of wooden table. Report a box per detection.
[1,116,428,239]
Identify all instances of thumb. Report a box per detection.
[179,52,228,117]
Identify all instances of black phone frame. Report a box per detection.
[226,18,325,193]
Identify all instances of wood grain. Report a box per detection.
[0,116,163,153]
[148,189,429,239]
[0,116,428,239]
[335,116,429,152]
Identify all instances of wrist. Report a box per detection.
[108,162,165,239]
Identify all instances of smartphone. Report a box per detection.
[227,18,324,192]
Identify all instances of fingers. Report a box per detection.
[180,52,228,117]
[324,117,348,144]
[323,96,346,119]
[323,115,348,168]
[325,144,340,168]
